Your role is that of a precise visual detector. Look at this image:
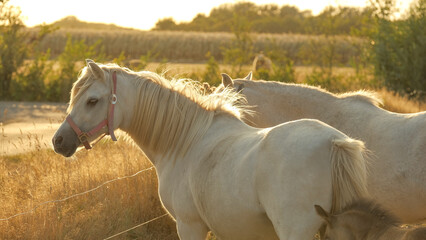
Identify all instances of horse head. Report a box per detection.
[52,60,122,157]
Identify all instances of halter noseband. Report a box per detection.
[66,71,118,149]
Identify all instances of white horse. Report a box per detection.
[52,60,369,239]
[220,73,426,223]
[253,52,272,72]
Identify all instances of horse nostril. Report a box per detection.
[55,136,63,146]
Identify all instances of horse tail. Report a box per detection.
[330,138,369,213]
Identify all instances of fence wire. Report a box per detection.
[0,166,155,221]
[103,213,169,240]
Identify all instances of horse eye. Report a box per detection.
[87,98,98,106]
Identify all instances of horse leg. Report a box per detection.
[176,218,209,240]
[256,163,331,239]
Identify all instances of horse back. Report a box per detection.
[260,118,350,155]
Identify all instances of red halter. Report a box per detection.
[66,71,118,149]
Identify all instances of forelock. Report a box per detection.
[67,66,94,113]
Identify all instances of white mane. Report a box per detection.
[70,64,248,158]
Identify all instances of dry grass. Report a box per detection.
[0,139,178,240]
[377,88,425,113]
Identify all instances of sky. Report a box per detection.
[9,0,412,30]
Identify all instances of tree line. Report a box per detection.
[153,2,374,35]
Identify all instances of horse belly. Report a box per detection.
[194,177,279,239]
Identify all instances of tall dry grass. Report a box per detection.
[377,89,425,113]
[30,29,362,65]
[0,139,178,239]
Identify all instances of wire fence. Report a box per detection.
[1,165,174,239]
[0,166,155,221]
[103,213,169,240]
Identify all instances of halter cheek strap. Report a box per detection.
[66,71,118,150]
[108,71,118,141]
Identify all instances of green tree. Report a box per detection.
[0,0,26,99]
[202,52,221,85]
[0,0,54,100]
[47,35,103,101]
[12,49,52,100]
[153,18,179,31]
[370,0,426,100]
[223,13,254,76]
[150,2,373,35]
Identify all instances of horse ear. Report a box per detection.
[221,73,234,88]
[86,59,105,82]
[315,205,331,224]
[244,72,253,81]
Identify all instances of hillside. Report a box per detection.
[46,16,138,32]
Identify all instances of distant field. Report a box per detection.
[32,29,363,65]
[63,61,359,83]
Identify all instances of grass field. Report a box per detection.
[0,140,179,239]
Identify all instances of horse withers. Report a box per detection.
[315,200,426,240]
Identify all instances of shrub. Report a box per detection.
[370,0,426,100]
[12,50,52,100]
[0,0,27,99]
[223,14,254,77]
[46,35,104,102]
[202,52,221,86]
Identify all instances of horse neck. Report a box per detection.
[123,78,214,163]
[245,81,382,131]
[246,82,341,123]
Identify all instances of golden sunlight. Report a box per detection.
[8,0,406,30]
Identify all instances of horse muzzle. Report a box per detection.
[52,129,79,157]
